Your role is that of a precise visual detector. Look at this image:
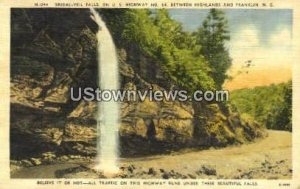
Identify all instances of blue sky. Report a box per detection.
[168,9,293,89]
[169,9,292,47]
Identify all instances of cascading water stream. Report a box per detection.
[90,8,120,175]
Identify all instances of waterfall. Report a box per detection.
[90,8,120,175]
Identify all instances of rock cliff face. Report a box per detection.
[10,9,264,159]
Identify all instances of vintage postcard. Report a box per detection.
[0,0,299,188]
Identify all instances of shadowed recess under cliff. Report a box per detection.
[10,8,265,160]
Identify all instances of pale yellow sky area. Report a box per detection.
[224,25,292,91]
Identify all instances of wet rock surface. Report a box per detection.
[10,9,265,160]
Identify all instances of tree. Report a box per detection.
[230,81,292,131]
[100,9,216,92]
[195,9,231,89]
[270,80,292,131]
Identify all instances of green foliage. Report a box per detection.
[100,8,235,93]
[194,9,232,89]
[230,81,292,131]
[100,9,223,93]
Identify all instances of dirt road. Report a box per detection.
[11,130,292,179]
[119,130,292,179]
